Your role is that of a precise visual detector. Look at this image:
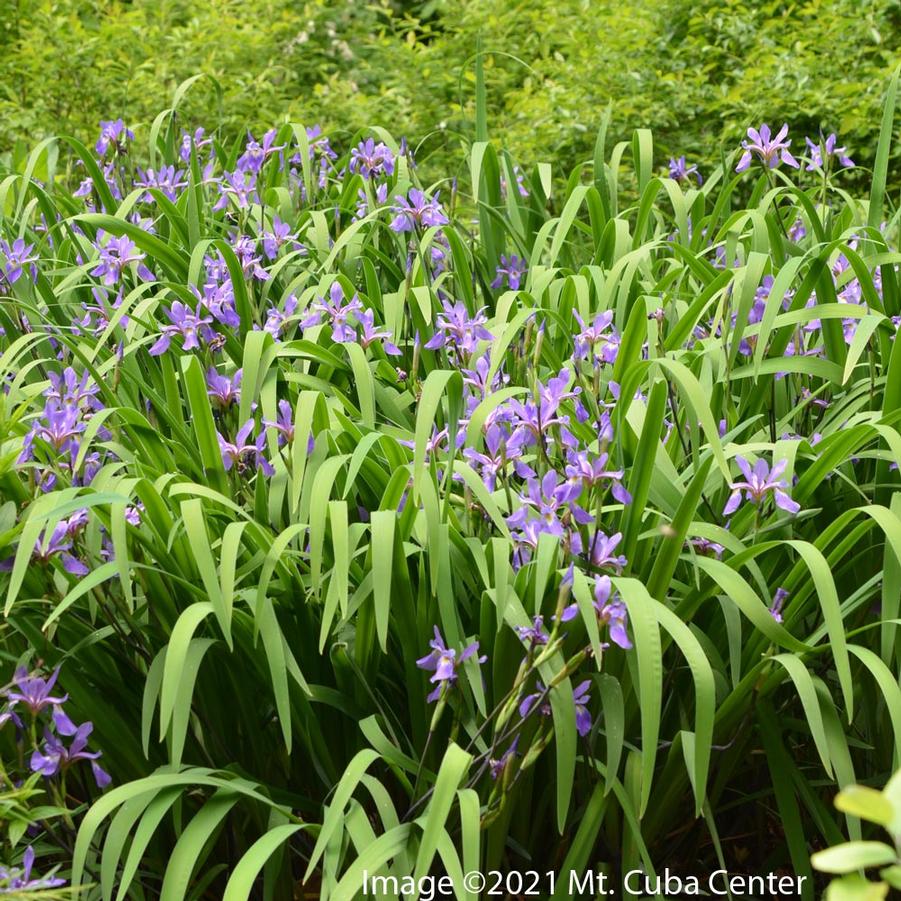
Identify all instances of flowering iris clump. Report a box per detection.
[3,104,897,893]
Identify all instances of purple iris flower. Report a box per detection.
[500,165,529,199]
[572,681,593,736]
[415,626,486,703]
[491,254,527,291]
[736,124,799,172]
[668,156,702,185]
[0,707,24,731]
[565,450,631,504]
[573,311,620,364]
[134,165,188,202]
[0,846,67,891]
[357,309,401,355]
[149,302,216,356]
[218,420,274,476]
[489,737,519,780]
[586,531,627,572]
[560,574,632,649]
[262,216,302,259]
[6,667,67,715]
[44,368,102,413]
[192,279,240,329]
[788,219,807,242]
[90,234,154,285]
[263,400,297,447]
[416,626,488,703]
[805,134,854,171]
[349,139,395,178]
[519,680,551,719]
[424,300,493,355]
[19,404,85,462]
[389,188,449,232]
[463,423,534,491]
[688,537,725,558]
[723,456,800,515]
[206,367,241,409]
[0,238,38,284]
[231,235,269,281]
[505,371,578,454]
[507,471,593,537]
[769,587,790,623]
[301,283,364,343]
[30,522,89,576]
[179,127,212,163]
[515,615,550,648]
[260,294,299,340]
[303,125,337,162]
[30,720,111,787]
[237,129,285,174]
[520,680,592,737]
[95,119,134,156]
[213,170,259,211]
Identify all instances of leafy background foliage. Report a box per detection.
[2,0,900,180]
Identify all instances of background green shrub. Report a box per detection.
[2,0,899,182]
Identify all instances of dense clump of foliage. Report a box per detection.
[1,69,901,898]
[2,0,900,183]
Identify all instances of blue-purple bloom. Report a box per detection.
[489,737,519,780]
[96,119,134,157]
[769,587,790,623]
[206,367,242,409]
[237,129,285,174]
[573,311,620,365]
[264,399,301,448]
[5,667,67,715]
[0,846,67,892]
[356,309,401,355]
[30,720,111,787]
[424,300,493,355]
[586,530,627,571]
[0,238,38,284]
[560,574,632,649]
[520,680,592,737]
[515,615,550,648]
[134,165,188,202]
[389,188,448,232]
[218,421,274,476]
[491,254,527,291]
[415,626,485,703]
[723,456,800,515]
[736,124,799,172]
[805,134,854,171]
[668,156,702,185]
[91,234,154,286]
[301,283,363,344]
[565,450,631,505]
[149,302,216,356]
[349,139,396,179]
